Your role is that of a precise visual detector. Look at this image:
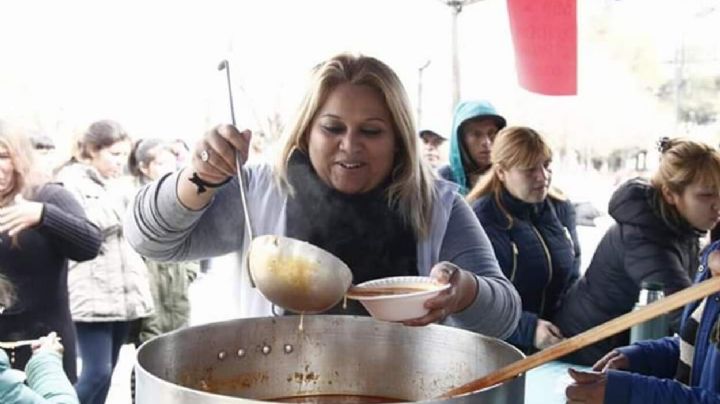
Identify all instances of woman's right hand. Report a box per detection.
[31,331,64,356]
[178,125,252,210]
[592,349,629,372]
[708,250,720,278]
[191,124,252,183]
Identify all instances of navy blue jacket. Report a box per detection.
[605,241,720,403]
[472,188,581,351]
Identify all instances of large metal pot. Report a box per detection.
[136,315,525,403]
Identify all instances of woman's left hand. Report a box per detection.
[402,262,476,326]
[0,194,43,237]
[566,368,606,404]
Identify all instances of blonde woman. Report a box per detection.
[467,126,580,354]
[125,53,521,337]
[554,138,720,365]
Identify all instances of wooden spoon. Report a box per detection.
[439,275,720,399]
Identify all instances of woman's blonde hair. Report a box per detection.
[0,121,47,207]
[275,53,435,237]
[652,138,720,226]
[466,126,563,227]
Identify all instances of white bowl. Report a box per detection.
[348,276,451,322]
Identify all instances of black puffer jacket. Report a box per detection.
[554,178,701,365]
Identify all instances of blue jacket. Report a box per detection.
[605,240,720,403]
[472,189,580,351]
[0,349,79,404]
[438,100,505,194]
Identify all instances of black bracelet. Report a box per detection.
[188,172,232,194]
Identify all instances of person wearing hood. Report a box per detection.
[438,100,506,194]
[554,138,720,366]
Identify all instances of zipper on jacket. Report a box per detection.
[563,226,574,252]
[531,225,553,316]
[510,242,519,282]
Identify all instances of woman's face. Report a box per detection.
[498,159,552,203]
[308,83,396,195]
[0,144,15,195]
[665,181,720,231]
[89,140,131,179]
[141,148,177,181]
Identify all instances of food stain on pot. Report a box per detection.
[288,371,320,385]
[197,371,271,393]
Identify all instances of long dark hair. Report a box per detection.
[127,138,168,182]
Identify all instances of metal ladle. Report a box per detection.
[218,60,353,313]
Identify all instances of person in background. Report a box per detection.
[125,53,521,337]
[555,138,720,366]
[126,138,199,403]
[29,134,59,176]
[55,120,153,404]
[418,129,446,169]
[0,322,79,404]
[566,238,720,403]
[438,100,506,194]
[127,138,199,341]
[169,138,191,169]
[467,126,580,353]
[0,123,101,383]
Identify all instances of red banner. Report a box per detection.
[507,0,577,95]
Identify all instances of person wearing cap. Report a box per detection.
[438,100,506,194]
[29,134,59,176]
[418,129,446,169]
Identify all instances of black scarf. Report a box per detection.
[285,150,418,315]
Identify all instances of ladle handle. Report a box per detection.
[440,275,720,399]
[236,151,255,288]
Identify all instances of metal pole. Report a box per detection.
[417,60,431,127]
[451,5,461,110]
[438,0,485,112]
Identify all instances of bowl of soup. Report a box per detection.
[346,276,450,322]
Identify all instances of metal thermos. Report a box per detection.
[630,281,669,343]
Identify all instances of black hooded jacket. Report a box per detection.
[553,178,701,365]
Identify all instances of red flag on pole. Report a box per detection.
[507,0,577,95]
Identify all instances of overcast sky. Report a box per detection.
[1,0,716,155]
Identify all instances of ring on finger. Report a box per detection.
[200,149,210,163]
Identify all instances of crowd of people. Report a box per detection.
[1,53,719,403]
